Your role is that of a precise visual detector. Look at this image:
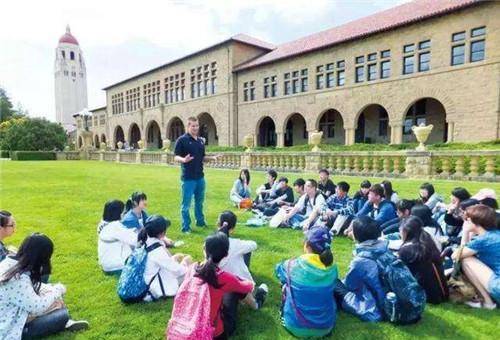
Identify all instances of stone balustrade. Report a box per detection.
[80,149,500,182]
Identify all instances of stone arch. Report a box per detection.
[316,108,345,144]
[128,123,141,149]
[145,120,162,149]
[403,97,447,143]
[94,134,99,148]
[167,117,185,142]
[256,116,277,147]
[114,125,125,149]
[354,104,390,144]
[396,88,455,122]
[101,134,106,145]
[198,112,218,146]
[283,113,308,146]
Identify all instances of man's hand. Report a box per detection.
[182,154,194,163]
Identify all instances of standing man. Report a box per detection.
[174,116,218,233]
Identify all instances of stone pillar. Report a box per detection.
[136,151,142,163]
[390,122,403,145]
[305,153,321,172]
[99,151,104,161]
[276,132,284,148]
[404,151,432,178]
[446,122,455,143]
[345,128,355,145]
[241,153,252,169]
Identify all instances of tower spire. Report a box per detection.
[66,24,71,34]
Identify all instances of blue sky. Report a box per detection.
[0,0,408,120]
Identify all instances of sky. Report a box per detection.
[0,0,409,121]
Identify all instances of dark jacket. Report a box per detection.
[352,191,368,214]
[356,199,398,227]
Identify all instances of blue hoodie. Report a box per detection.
[341,239,388,322]
[121,209,148,229]
[356,199,397,228]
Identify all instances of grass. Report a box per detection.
[1,160,499,340]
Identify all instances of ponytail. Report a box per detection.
[137,215,169,245]
[125,191,147,212]
[195,232,229,288]
[137,227,148,245]
[217,211,237,236]
[125,198,134,212]
[319,249,333,267]
[218,221,231,236]
[195,257,221,288]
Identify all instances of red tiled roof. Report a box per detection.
[235,0,482,71]
[59,25,79,45]
[231,33,276,50]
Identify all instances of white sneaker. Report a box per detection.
[465,300,482,309]
[65,319,89,332]
[483,302,497,310]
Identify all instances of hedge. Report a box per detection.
[0,150,9,158]
[10,151,56,161]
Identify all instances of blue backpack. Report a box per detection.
[117,242,162,303]
[362,251,426,324]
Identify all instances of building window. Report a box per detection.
[451,44,465,65]
[355,66,364,83]
[470,40,485,62]
[126,87,140,112]
[111,93,124,115]
[403,56,414,74]
[190,62,216,98]
[380,60,390,79]
[316,73,324,89]
[355,56,364,64]
[367,53,376,61]
[165,72,185,104]
[319,111,336,138]
[367,63,377,81]
[270,76,277,97]
[418,40,431,50]
[418,52,431,72]
[471,26,486,38]
[143,80,160,108]
[243,81,255,101]
[452,31,466,42]
[380,50,390,59]
[70,51,75,60]
[379,111,388,137]
[403,44,415,53]
[285,69,307,95]
[61,50,66,59]
[404,100,426,135]
[337,60,345,86]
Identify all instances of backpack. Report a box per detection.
[361,251,426,324]
[166,264,214,340]
[117,242,162,303]
[302,192,320,215]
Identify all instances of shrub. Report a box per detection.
[0,150,9,158]
[10,151,56,161]
[0,117,66,151]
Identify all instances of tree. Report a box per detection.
[0,87,25,122]
[0,117,67,151]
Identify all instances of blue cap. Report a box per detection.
[305,227,332,253]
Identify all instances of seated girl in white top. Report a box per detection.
[139,215,192,300]
[97,200,138,274]
[217,211,268,317]
[230,169,252,206]
[0,234,88,339]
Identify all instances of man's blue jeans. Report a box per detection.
[181,178,206,231]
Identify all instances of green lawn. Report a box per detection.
[1,161,499,340]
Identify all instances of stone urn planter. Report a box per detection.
[162,139,171,152]
[117,141,123,150]
[309,130,323,152]
[137,139,144,150]
[411,123,434,152]
[243,134,254,152]
[100,142,107,151]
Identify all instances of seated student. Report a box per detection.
[283,179,326,230]
[310,181,353,233]
[0,234,88,339]
[334,216,387,322]
[97,200,138,274]
[410,204,443,251]
[398,216,449,304]
[254,170,278,204]
[195,232,254,339]
[444,198,479,242]
[261,177,295,216]
[356,184,397,229]
[122,191,149,229]
[419,182,442,211]
[217,211,268,336]
[381,180,399,205]
[230,169,251,206]
[285,178,305,208]
[0,211,16,262]
[318,168,336,199]
[140,215,192,300]
[275,227,338,338]
[352,180,371,214]
[380,199,416,235]
[452,204,500,309]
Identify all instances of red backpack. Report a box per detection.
[166,264,214,340]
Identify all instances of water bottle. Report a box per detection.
[386,292,397,322]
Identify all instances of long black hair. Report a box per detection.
[381,180,395,199]
[137,215,170,245]
[451,187,471,202]
[411,204,441,234]
[420,182,435,203]
[217,210,237,236]
[102,200,125,222]
[353,180,371,199]
[400,216,439,261]
[239,169,250,185]
[0,210,12,228]
[195,232,229,288]
[0,233,54,293]
[125,191,147,212]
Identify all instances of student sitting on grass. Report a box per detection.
[275,227,338,338]
[410,204,444,252]
[230,169,251,207]
[254,169,278,204]
[419,182,442,211]
[139,215,192,300]
[97,200,138,274]
[122,191,149,229]
[318,168,336,199]
[217,211,268,336]
[398,216,449,304]
[0,233,88,339]
[452,204,500,309]
[283,179,326,230]
[380,199,416,235]
[381,180,399,205]
[335,216,387,322]
[0,210,16,262]
[261,177,295,216]
[352,180,371,214]
[356,184,397,229]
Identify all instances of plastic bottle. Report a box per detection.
[386,292,397,322]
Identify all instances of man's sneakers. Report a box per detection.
[465,299,497,310]
[65,319,89,332]
[254,283,269,309]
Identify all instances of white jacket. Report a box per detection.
[97,220,137,272]
[219,237,257,283]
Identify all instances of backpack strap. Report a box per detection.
[144,242,165,301]
[286,259,313,327]
[145,242,162,253]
